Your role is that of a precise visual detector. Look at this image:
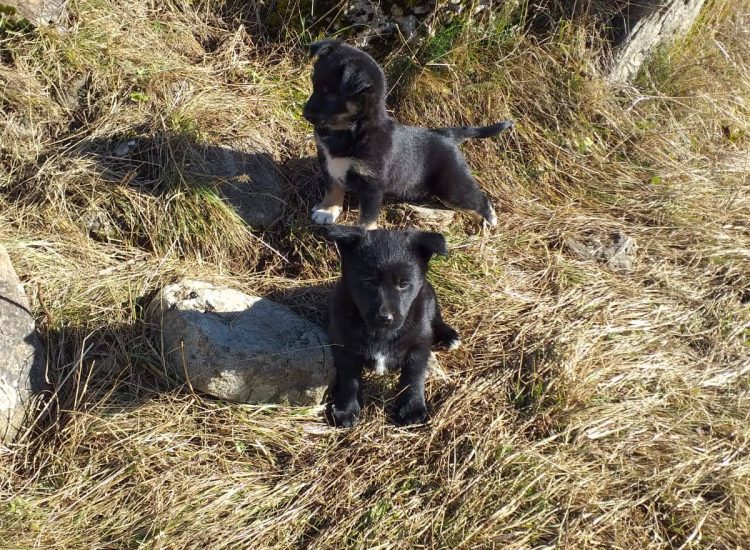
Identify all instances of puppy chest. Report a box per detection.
[365,349,404,375]
[317,137,373,184]
[326,156,354,183]
[371,352,389,375]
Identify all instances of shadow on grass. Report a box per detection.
[79,129,294,230]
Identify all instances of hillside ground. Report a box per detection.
[1,0,749,547]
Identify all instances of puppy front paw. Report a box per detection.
[485,205,498,227]
[311,204,342,225]
[434,323,461,351]
[331,403,361,428]
[395,398,428,426]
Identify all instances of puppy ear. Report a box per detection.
[412,231,449,260]
[318,224,366,248]
[309,39,340,58]
[341,62,373,96]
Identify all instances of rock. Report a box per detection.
[608,0,707,82]
[149,279,334,406]
[0,0,67,26]
[82,208,119,242]
[0,245,47,444]
[565,229,638,271]
[112,139,137,157]
[206,140,286,229]
[396,15,419,39]
[344,0,397,47]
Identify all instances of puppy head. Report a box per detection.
[303,41,387,130]
[322,226,448,332]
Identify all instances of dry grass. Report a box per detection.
[1,0,749,547]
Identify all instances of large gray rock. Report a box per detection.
[0,0,67,25]
[149,280,333,405]
[0,245,47,444]
[608,0,707,82]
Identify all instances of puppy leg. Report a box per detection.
[331,347,363,428]
[432,165,497,227]
[312,181,345,225]
[395,346,431,425]
[432,305,461,351]
[356,186,383,230]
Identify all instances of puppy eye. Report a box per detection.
[396,281,411,290]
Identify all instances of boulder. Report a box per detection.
[0,245,47,444]
[149,279,333,406]
[0,0,67,26]
[608,0,707,82]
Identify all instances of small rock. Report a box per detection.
[112,139,137,157]
[0,0,67,26]
[149,280,334,406]
[566,229,638,271]
[0,245,47,444]
[82,208,119,242]
[396,15,418,39]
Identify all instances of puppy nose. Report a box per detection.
[375,312,394,326]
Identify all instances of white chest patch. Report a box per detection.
[316,138,353,184]
[373,352,388,376]
[326,156,353,183]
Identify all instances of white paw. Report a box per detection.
[311,205,341,225]
[447,338,462,351]
[485,205,498,227]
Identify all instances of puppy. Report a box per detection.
[303,39,513,229]
[322,225,460,427]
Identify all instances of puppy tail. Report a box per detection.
[431,119,513,144]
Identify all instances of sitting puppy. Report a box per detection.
[303,39,513,229]
[322,225,460,427]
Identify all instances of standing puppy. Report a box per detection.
[322,226,460,427]
[303,39,513,229]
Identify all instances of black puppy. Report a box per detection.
[303,39,513,229]
[322,226,460,427]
